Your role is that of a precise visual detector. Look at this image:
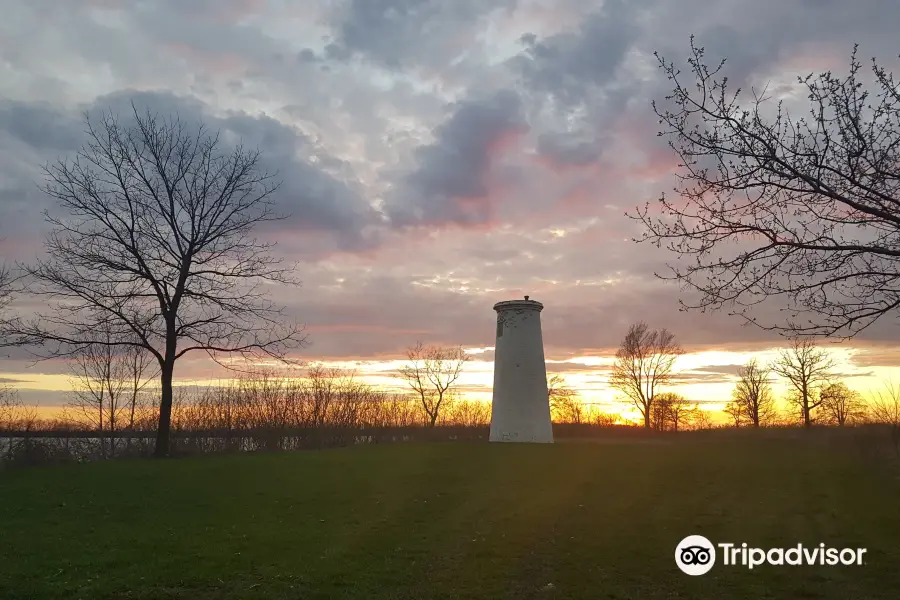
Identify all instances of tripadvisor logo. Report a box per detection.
[675,535,867,576]
[676,535,717,575]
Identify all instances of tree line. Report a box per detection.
[608,321,900,431]
[3,323,900,466]
[3,322,899,438]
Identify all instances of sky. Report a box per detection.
[2,0,900,421]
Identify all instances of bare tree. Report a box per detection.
[652,392,694,431]
[667,394,696,432]
[65,327,156,458]
[609,322,684,428]
[869,380,900,457]
[726,358,776,427]
[870,381,900,422]
[67,345,119,459]
[723,399,746,427]
[819,381,866,426]
[398,342,468,427]
[548,373,585,424]
[693,408,714,430]
[11,105,307,456]
[772,339,835,428]
[122,338,157,434]
[0,384,37,432]
[632,39,900,339]
[650,393,669,431]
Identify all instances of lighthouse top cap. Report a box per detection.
[493,296,544,312]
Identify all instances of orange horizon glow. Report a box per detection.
[4,343,900,425]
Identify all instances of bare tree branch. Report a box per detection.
[632,38,900,338]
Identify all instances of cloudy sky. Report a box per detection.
[2,0,900,419]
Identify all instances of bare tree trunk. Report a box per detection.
[803,390,812,429]
[155,361,174,457]
[98,399,105,459]
[127,398,136,454]
[108,395,116,458]
[643,409,651,429]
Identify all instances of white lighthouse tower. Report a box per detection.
[489,296,554,443]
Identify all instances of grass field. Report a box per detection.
[1,436,899,599]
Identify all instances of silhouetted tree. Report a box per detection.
[726,358,776,427]
[634,39,900,339]
[65,326,156,457]
[398,342,468,427]
[0,385,29,431]
[819,381,866,426]
[772,339,835,427]
[723,399,746,427]
[11,104,307,456]
[652,392,694,431]
[693,408,714,430]
[609,322,683,428]
[548,373,585,424]
[869,380,900,457]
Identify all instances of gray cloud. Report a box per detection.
[0,102,86,245]
[513,0,643,107]
[326,0,517,70]
[387,89,527,226]
[0,102,84,152]
[8,389,69,408]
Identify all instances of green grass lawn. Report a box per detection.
[1,437,899,599]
